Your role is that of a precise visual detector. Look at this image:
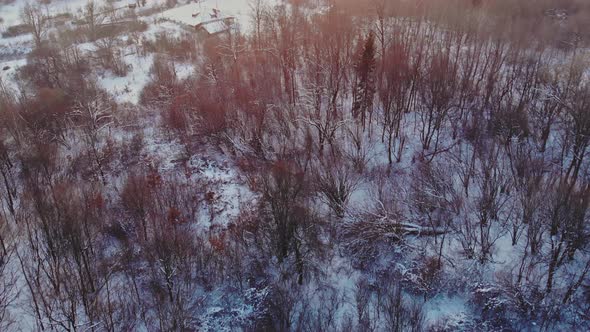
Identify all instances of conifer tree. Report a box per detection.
[352,32,377,130]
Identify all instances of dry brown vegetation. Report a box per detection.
[0,0,589,330]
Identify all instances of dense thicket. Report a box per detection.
[0,0,589,330]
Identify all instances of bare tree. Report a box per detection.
[249,0,268,51]
[21,3,48,48]
[72,86,114,185]
[0,141,17,219]
[84,0,106,42]
[418,51,457,151]
[379,42,413,163]
[314,152,360,218]
[0,215,17,331]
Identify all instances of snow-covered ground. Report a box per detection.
[3,0,587,330]
[98,53,154,104]
[0,0,168,29]
[423,294,470,329]
[156,0,280,33]
[187,154,256,231]
[0,0,281,102]
[0,33,32,60]
[0,57,25,92]
[142,19,187,39]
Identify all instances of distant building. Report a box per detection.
[160,3,235,38]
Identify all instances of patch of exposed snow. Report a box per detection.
[0,57,26,92]
[98,53,153,104]
[159,3,232,28]
[142,19,186,40]
[0,33,32,60]
[188,155,256,231]
[423,293,470,329]
[175,61,194,80]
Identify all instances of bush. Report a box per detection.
[2,24,31,38]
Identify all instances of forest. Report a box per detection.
[0,0,590,330]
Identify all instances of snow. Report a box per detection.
[0,1,24,29]
[0,57,25,92]
[205,0,274,33]
[188,155,256,231]
[158,0,280,34]
[201,18,231,35]
[319,254,362,325]
[2,1,587,330]
[491,231,521,266]
[0,0,170,35]
[0,33,33,60]
[75,41,98,53]
[0,0,88,30]
[159,3,233,28]
[96,52,194,105]
[98,53,153,104]
[142,20,186,40]
[141,125,185,171]
[423,294,470,329]
[175,61,194,80]
[196,286,269,331]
